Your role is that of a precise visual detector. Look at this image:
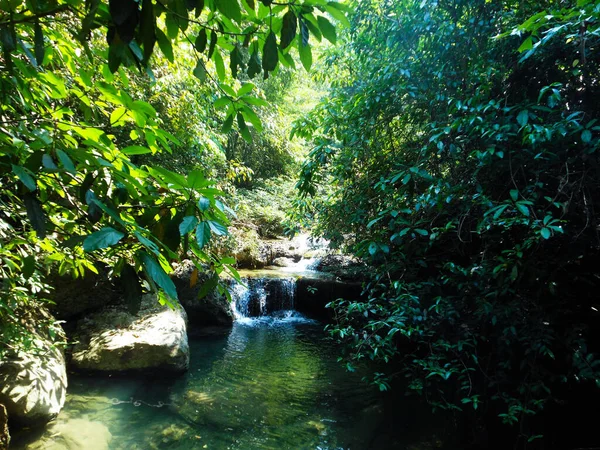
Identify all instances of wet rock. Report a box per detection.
[0,404,9,450]
[71,294,189,373]
[171,260,233,327]
[24,417,112,450]
[0,307,67,427]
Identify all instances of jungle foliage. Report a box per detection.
[294,0,600,445]
[0,0,345,357]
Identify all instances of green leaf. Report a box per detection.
[198,274,219,299]
[24,193,46,238]
[208,220,228,236]
[241,106,263,132]
[298,41,312,71]
[217,0,242,23]
[12,165,36,191]
[193,59,207,81]
[195,28,208,52]
[237,82,255,96]
[141,252,178,300]
[317,15,336,44]
[518,36,533,53]
[517,110,529,127]
[540,228,551,239]
[325,5,351,27]
[208,30,217,59]
[280,10,297,49]
[196,221,212,249]
[247,48,261,78]
[156,28,174,62]
[516,203,530,216]
[214,49,225,81]
[262,32,278,77]
[122,145,152,155]
[510,189,519,202]
[237,112,252,143]
[198,196,210,211]
[222,112,234,133]
[140,0,156,63]
[179,216,199,235]
[582,129,592,143]
[34,21,45,65]
[22,255,36,279]
[83,227,125,252]
[56,149,76,174]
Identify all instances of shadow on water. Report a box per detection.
[12,316,454,450]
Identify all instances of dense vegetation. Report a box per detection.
[0,0,341,355]
[293,0,600,446]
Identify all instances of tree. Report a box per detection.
[0,0,348,357]
[293,0,600,445]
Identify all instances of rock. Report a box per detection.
[24,417,112,450]
[0,306,67,427]
[70,294,189,372]
[311,254,367,280]
[296,277,365,320]
[171,260,233,327]
[0,404,9,450]
[271,257,295,267]
[48,269,119,320]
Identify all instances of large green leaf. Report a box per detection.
[217,0,242,23]
[196,221,211,249]
[317,16,336,44]
[83,227,125,252]
[298,41,312,71]
[140,252,178,300]
[208,220,228,236]
[280,10,297,49]
[179,216,199,235]
[12,165,36,191]
[262,32,278,77]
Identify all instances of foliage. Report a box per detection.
[0,0,347,356]
[294,0,600,444]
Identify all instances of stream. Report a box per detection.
[12,263,448,450]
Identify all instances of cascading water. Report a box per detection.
[230,277,312,325]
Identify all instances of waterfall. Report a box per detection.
[230,277,313,325]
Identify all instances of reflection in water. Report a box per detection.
[13,318,447,450]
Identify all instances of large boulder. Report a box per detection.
[48,269,119,320]
[22,417,112,450]
[171,260,233,327]
[0,314,68,427]
[70,294,189,372]
[0,404,9,450]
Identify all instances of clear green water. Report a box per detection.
[14,316,444,450]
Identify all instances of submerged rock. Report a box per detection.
[171,260,233,327]
[0,404,9,450]
[311,254,367,280]
[71,294,189,372]
[0,307,67,427]
[23,417,112,450]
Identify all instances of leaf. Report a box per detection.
[230,46,240,79]
[510,189,519,202]
[208,30,217,59]
[140,252,178,300]
[140,0,156,63]
[122,145,152,155]
[237,112,252,142]
[198,196,210,211]
[517,110,529,127]
[217,0,242,23]
[179,216,199,235]
[208,220,228,236]
[582,129,592,143]
[280,10,297,49]
[540,228,551,239]
[222,113,234,133]
[156,28,174,62]
[24,193,46,238]
[12,165,36,191]
[237,83,255,96]
[247,48,261,78]
[22,255,36,279]
[214,49,225,81]
[195,28,207,52]
[298,41,312,71]
[518,36,533,53]
[34,21,45,65]
[300,17,309,46]
[42,154,58,170]
[241,106,263,132]
[198,275,219,299]
[324,5,350,27]
[56,149,76,174]
[196,221,212,249]
[516,203,530,216]
[83,227,125,252]
[317,15,336,44]
[262,32,278,77]
[193,59,207,81]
